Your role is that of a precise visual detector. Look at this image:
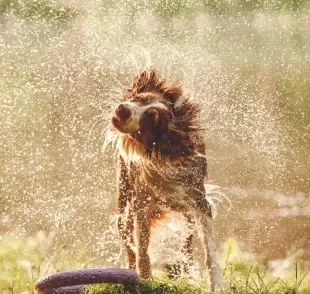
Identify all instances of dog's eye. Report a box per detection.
[147,108,159,123]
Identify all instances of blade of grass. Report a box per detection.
[298,272,309,289]
[245,265,253,294]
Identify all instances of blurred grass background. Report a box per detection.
[0,0,309,293]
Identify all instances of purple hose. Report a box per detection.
[35,268,139,294]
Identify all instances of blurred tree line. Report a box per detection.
[0,0,77,20]
[0,0,308,21]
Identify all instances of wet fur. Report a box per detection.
[105,69,225,290]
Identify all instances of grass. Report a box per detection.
[0,232,92,293]
[0,233,309,294]
[83,264,310,294]
[83,280,208,294]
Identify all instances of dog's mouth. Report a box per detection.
[112,113,139,135]
[112,115,121,128]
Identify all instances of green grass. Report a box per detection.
[83,265,310,294]
[0,234,309,294]
[0,233,92,293]
[83,280,208,294]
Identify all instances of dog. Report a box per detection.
[104,68,225,290]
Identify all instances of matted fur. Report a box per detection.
[105,68,225,290]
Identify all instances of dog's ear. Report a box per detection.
[153,111,172,157]
[140,108,172,158]
[140,109,157,157]
[132,68,160,94]
[161,82,183,104]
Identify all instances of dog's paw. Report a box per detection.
[211,271,228,291]
[213,279,228,291]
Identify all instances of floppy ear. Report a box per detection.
[132,68,159,94]
[139,109,158,157]
[161,82,183,103]
[153,110,172,157]
[140,108,171,158]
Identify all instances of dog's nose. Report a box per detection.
[115,103,131,121]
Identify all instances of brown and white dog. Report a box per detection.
[105,68,225,290]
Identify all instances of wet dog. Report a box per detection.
[105,68,225,289]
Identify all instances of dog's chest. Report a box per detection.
[134,156,206,210]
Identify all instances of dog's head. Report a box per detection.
[112,92,171,137]
[106,69,200,162]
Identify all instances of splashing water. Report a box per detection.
[0,0,309,274]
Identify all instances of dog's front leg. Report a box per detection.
[135,210,152,279]
[117,157,136,269]
[181,213,195,276]
[196,212,226,291]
